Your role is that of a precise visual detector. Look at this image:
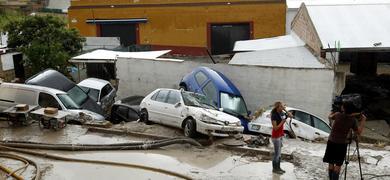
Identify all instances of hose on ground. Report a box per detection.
[0,163,24,180]
[0,152,40,180]
[0,138,202,151]
[0,145,192,180]
[363,173,390,180]
[0,137,197,147]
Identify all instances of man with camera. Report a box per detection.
[323,101,366,180]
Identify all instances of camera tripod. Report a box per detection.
[344,132,363,180]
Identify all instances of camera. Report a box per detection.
[332,93,363,113]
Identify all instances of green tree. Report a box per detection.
[0,9,23,32]
[4,15,85,74]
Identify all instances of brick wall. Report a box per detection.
[291,4,322,55]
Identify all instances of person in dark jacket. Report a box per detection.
[323,101,366,180]
[271,101,293,174]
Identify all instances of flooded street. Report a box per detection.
[1,122,389,180]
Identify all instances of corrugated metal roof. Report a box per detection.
[229,46,325,68]
[233,32,305,52]
[306,4,390,49]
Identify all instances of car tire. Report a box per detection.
[184,119,197,138]
[140,109,152,125]
[179,84,187,91]
[284,130,296,138]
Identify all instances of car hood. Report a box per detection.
[189,106,240,124]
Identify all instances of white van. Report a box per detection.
[0,83,105,123]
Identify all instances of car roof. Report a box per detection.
[155,88,180,93]
[264,106,324,120]
[25,69,75,91]
[78,78,109,90]
[1,82,67,95]
[194,66,242,96]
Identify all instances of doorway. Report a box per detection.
[210,23,251,55]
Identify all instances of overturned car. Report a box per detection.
[25,69,104,116]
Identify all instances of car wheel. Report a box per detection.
[284,130,296,138]
[140,109,152,125]
[179,84,187,91]
[184,119,197,138]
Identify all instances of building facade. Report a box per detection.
[68,0,286,56]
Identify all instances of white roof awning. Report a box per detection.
[230,46,326,69]
[70,49,171,63]
[233,32,305,52]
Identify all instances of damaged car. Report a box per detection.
[140,88,244,137]
[0,83,105,123]
[78,78,116,113]
[25,69,104,116]
[248,107,331,141]
[179,66,251,133]
[110,96,144,124]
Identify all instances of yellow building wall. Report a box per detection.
[68,0,286,53]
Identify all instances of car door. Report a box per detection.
[312,115,332,139]
[289,110,316,140]
[163,90,184,127]
[38,92,62,110]
[147,90,169,123]
[100,84,116,111]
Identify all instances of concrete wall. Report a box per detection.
[116,58,334,119]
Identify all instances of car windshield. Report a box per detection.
[67,86,88,106]
[220,92,248,117]
[57,94,80,109]
[80,86,100,102]
[182,91,217,109]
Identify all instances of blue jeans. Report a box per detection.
[272,137,283,168]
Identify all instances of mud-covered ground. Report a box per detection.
[0,121,389,180]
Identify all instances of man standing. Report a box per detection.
[271,102,293,174]
[323,102,366,180]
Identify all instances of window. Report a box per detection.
[203,81,217,105]
[101,84,113,98]
[155,90,169,103]
[166,91,181,104]
[313,116,331,133]
[294,111,312,126]
[151,91,160,101]
[57,94,80,109]
[80,86,99,102]
[220,92,248,117]
[195,71,208,86]
[67,86,88,106]
[39,93,61,110]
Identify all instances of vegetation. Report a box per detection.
[4,15,85,74]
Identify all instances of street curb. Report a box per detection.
[87,127,173,140]
[216,144,294,160]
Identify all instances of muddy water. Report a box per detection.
[0,122,146,144]
[35,148,296,180]
[0,123,296,179]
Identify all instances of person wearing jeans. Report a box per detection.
[271,102,292,174]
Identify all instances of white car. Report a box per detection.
[140,88,244,137]
[248,107,331,141]
[78,78,116,112]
